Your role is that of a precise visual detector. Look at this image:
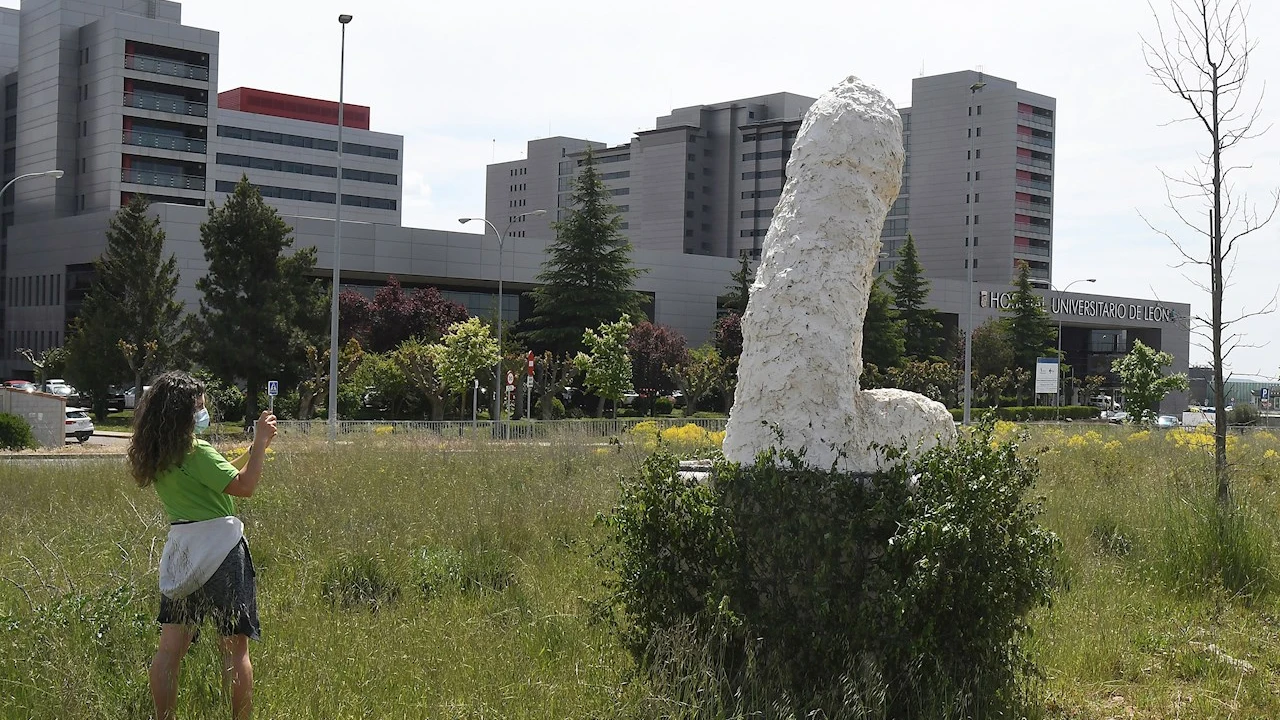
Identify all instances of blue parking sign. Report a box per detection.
[1262,387,1270,401]
[267,380,279,397]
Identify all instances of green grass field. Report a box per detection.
[2,424,1279,718]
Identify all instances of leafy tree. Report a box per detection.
[351,352,414,418]
[435,317,502,417]
[532,352,579,421]
[722,253,755,313]
[574,315,635,418]
[64,196,183,411]
[296,340,363,420]
[1002,262,1057,384]
[886,360,960,406]
[193,177,327,427]
[1112,340,1189,423]
[628,322,688,398]
[524,149,648,354]
[340,277,468,353]
[862,275,904,373]
[714,313,743,362]
[394,337,451,420]
[1083,375,1107,405]
[888,234,941,360]
[971,318,1015,381]
[670,344,727,415]
[64,323,124,420]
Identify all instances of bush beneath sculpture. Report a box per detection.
[598,422,1060,718]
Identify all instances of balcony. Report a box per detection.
[1015,131,1053,148]
[1014,244,1051,257]
[124,54,210,81]
[1014,221,1052,238]
[1016,177,1053,193]
[1017,111,1054,130]
[124,92,208,118]
[122,168,206,191]
[1016,155,1053,171]
[123,130,207,154]
[1029,267,1051,281]
[1015,200,1053,215]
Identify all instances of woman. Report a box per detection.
[127,371,276,720]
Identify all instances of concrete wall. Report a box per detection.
[0,387,65,447]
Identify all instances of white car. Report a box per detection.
[65,407,95,443]
[124,385,151,409]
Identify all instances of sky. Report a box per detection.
[9,0,1280,375]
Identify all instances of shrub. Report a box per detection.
[1230,403,1261,426]
[0,412,37,450]
[535,396,566,420]
[654,397,675,415]
[320,553,401,611]
[599,422,1059,718]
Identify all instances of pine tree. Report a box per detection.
[64,196,183,418]
[887,234,941,360]
[862,275,904,373]
[193,177,326,427]
[523,149,648,355]
[1003,261,1058,379]
[722,252,754,313]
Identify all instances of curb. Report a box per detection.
[1,453,122,460]
[95,430,132,439]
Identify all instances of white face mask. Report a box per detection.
[194,407,210,434]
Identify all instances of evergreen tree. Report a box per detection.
[722,252,754,313]
[862,275,905,373]
[193,177,326,427]
[1002,261,1058,379]
[64,196,183,419]
[887,234,941,360]
[523,149,648,354]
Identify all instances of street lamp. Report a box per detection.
[1053,277,1096,408]
[327,13,353,443]
[458,209,546,431]
[962,79,985,426]
[0,169,64,201]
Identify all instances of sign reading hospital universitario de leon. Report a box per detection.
[978,290,1179,324]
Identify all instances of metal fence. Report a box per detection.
[275,417,727,440]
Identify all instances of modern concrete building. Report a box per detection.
[488,71,1056,287]
[1,0,402,373]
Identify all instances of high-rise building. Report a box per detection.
[487,70,1056,287]
[1,0,403,369]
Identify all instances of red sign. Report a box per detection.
[527,351,536,376]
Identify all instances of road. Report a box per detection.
[64,433,129,449]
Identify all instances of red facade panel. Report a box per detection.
[216,88,370,129]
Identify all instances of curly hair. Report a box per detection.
[127,371,206,487]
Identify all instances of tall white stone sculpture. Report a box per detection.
[723,75,957,473]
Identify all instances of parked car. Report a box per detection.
[1104,410,1130,424]
[65,407,95,443]
[43,382,80,405]
[123,385,151,409]
[1155,414,1181,429]
[3,380,35,392]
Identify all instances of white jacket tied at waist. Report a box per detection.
[159,516,244,600]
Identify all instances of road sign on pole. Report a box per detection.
[1262,387,1270,401]
[1034,357,1059,395]
[527,351,535,377]
[267,380,278,413]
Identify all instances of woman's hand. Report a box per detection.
[254,411,277,448]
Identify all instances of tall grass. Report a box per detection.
[3,424,1280,717]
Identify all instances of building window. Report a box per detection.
[975,171,981,181]
[977,105,982,115]
[975,149,981,159]
[685,211,694,219]
[974,193,979,203]
[974,237,979,246]
[974,258,979,268]
[685,191,695,199]
[976,127,981,137]
[687,172,695,180]
[974,214,979,224]
[687,153,695,162]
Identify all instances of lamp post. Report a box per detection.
[962,79,985,426]
[458,209,546,432]
[327,13,353,443]
[1052,277,1096,409]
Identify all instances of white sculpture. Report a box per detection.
[723,75,957,473]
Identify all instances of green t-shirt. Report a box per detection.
[153,440,238,522]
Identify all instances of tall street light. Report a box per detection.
[458,209,546,429]
[327,13,353,443]
[0,169,65,201]
[1053,277,1096,408]
[962,79,985,426]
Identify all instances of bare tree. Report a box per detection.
[1141,0,1279,505]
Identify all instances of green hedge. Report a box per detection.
[949,405,1099,422]
[599,424,1059,717]
[0,413,37,450]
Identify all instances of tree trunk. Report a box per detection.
[245,379,260,432]
[1211,91,1229,506]
[595,395,606,418]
